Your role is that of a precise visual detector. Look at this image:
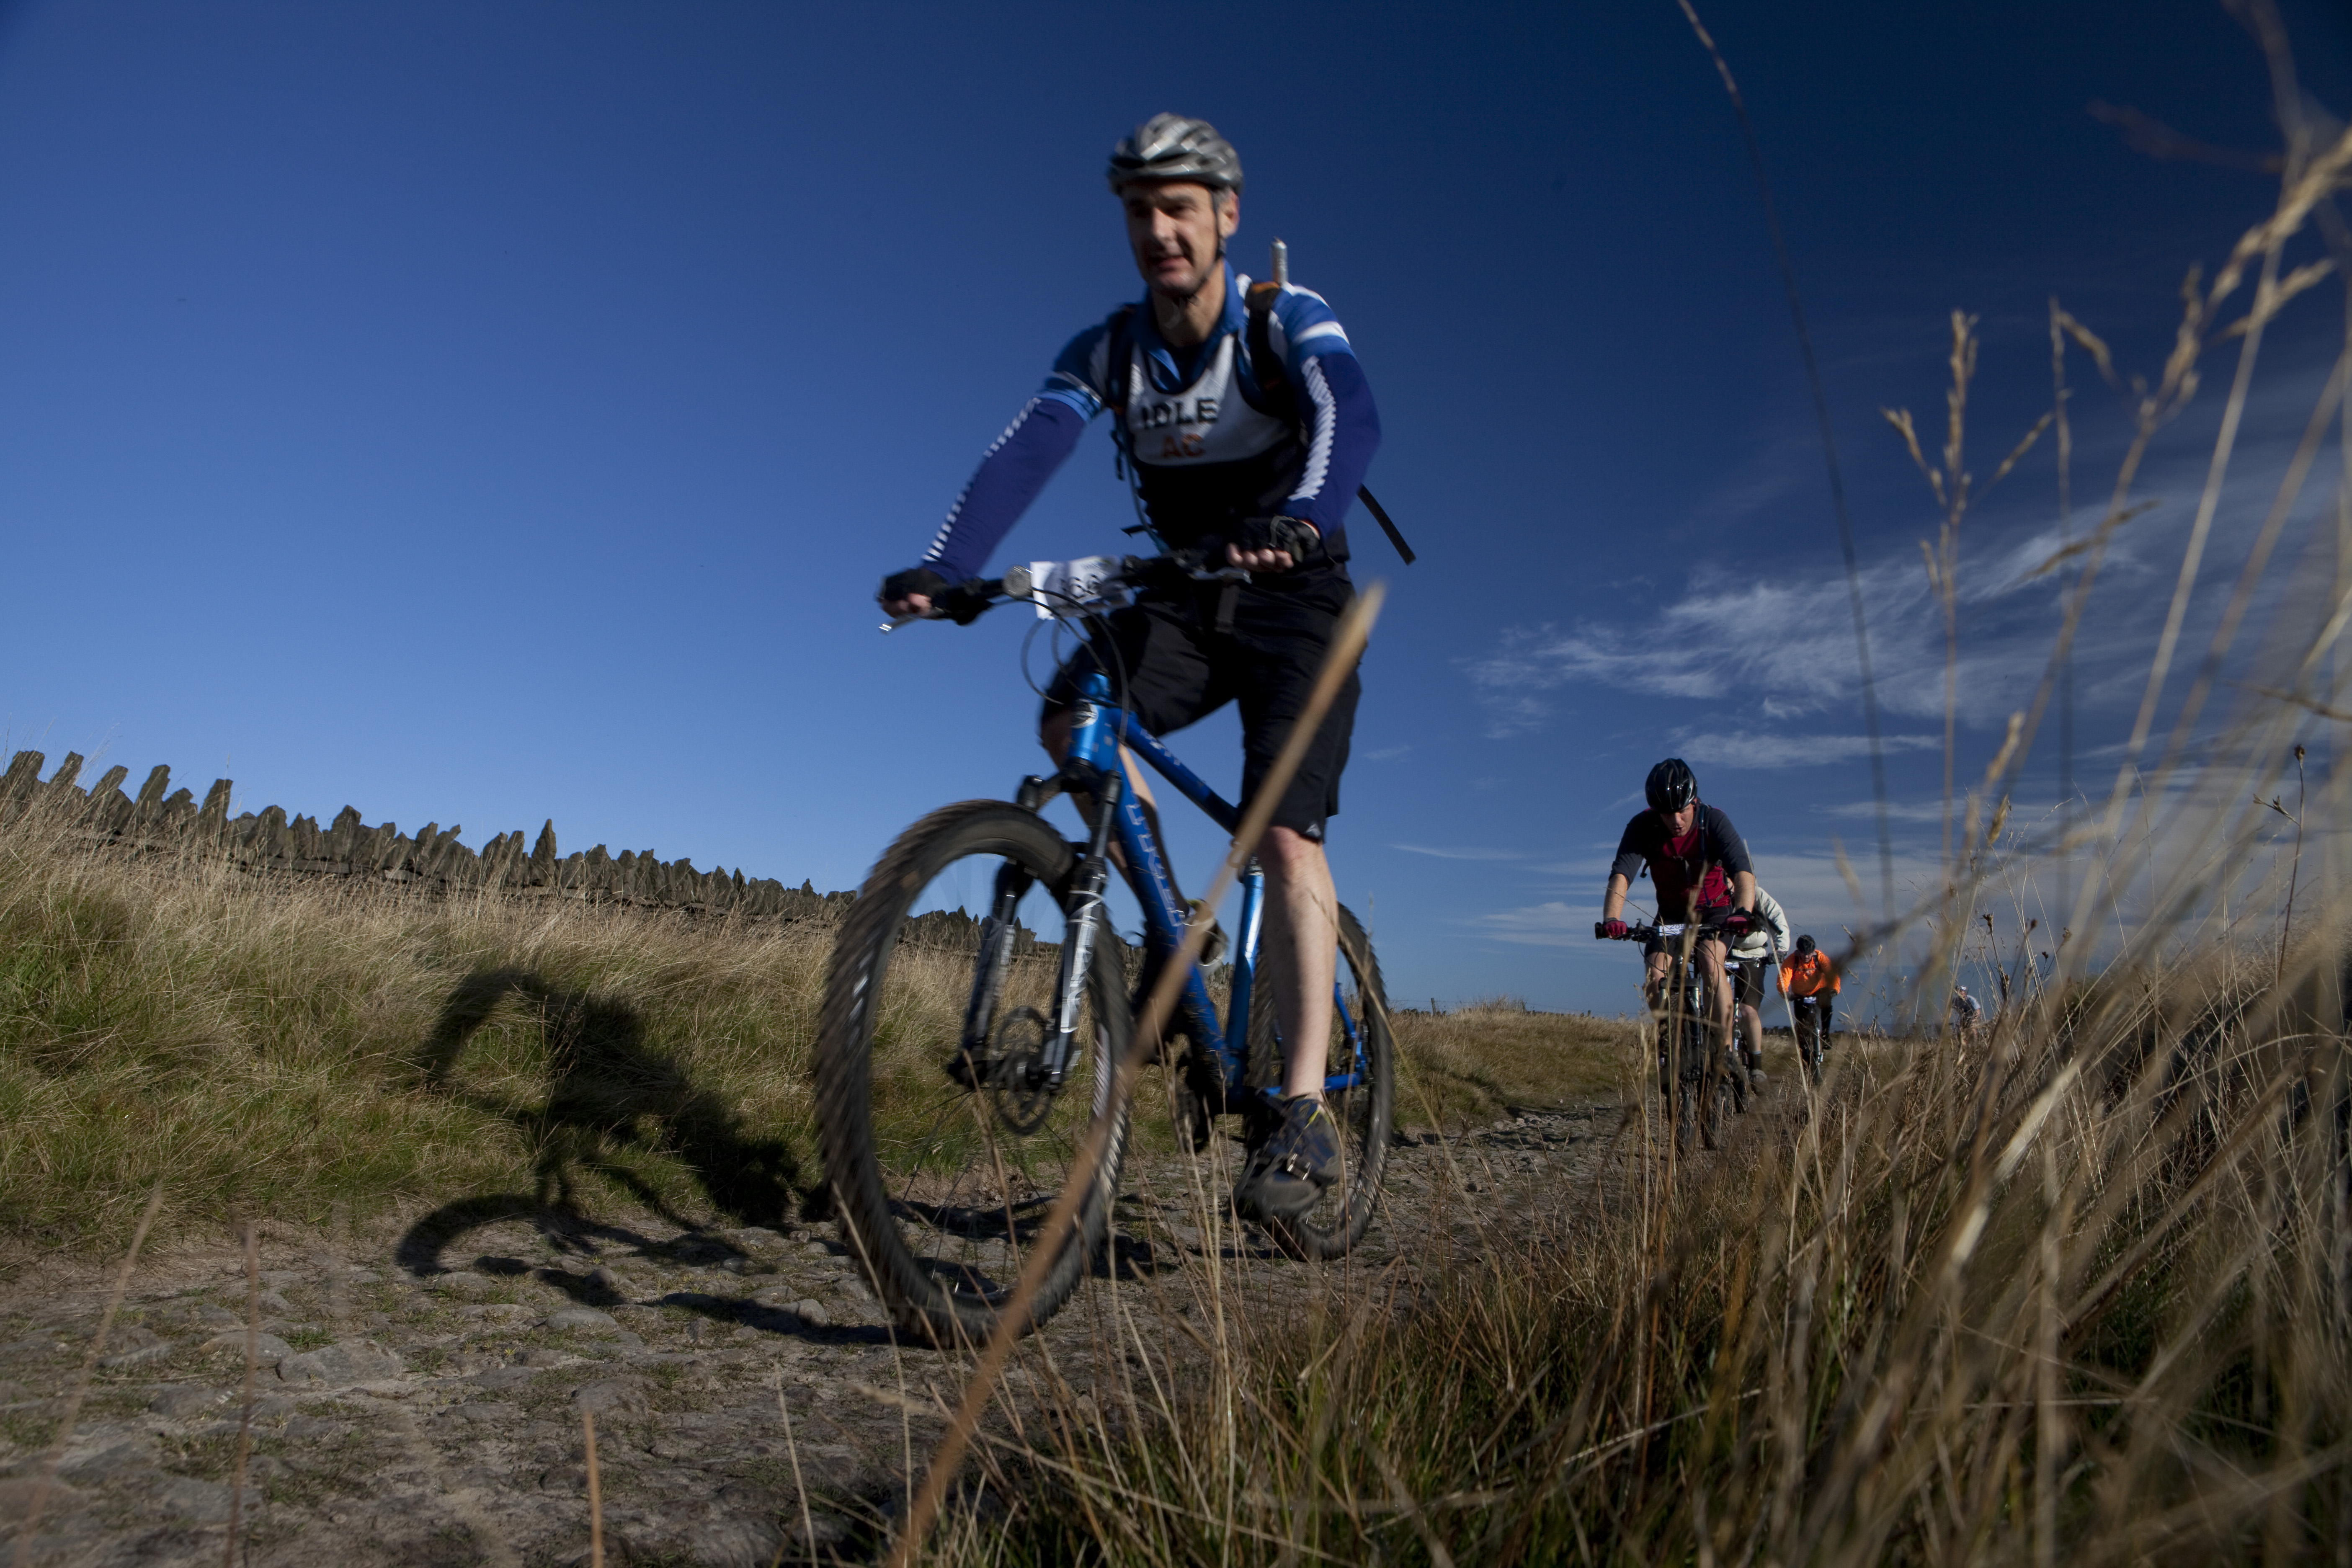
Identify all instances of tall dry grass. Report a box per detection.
[928,946,2349,1564]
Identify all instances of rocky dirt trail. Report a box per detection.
[0,1101,1628,1565]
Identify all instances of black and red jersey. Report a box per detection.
[1611,804,1753,922]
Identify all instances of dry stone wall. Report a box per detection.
[0,748,1026,949]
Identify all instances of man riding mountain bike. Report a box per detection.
[1597,758,1758,1057]
[1779,934,1839,1063]
[876,114,1382,1224]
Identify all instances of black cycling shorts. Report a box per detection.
[1043,578,1361,841]
[1728,957,1768,1009]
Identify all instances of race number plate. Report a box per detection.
[1026,557,1129,618]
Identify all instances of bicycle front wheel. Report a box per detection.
[815,801,1134,1344]
[1686,1017,1728,1151]
[1247,904,1395,1261]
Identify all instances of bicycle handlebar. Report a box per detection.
[1594,916,1755,943]
[879,551,1248,634]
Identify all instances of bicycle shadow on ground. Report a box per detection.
[392,969,870,1341]
[412,966,803,1225]
[390,1196,897,1349]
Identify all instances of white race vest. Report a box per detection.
[1113,333,1293,470]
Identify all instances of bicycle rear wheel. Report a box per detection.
[1246,905,1395,1260]
[1700,1063,1729,1149]
[815,801,1133,1344]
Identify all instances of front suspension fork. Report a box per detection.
[1043,764,1122,1086]
[959,859,1037,1061]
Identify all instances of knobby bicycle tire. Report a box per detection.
[1245,904,1395,1261]
[1663,972,1730,1153]
[1659,966,1709,1155]
[1697,1044,1728,1151]
[815,801,1134,1344]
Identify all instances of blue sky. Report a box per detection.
[3,0,2347,1014]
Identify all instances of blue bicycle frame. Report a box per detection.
[1060,668,1363,1103]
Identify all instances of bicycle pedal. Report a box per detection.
[942,1051,985,1089]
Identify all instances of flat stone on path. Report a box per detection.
[545,1306,620,1332]
[0,1476,79,1522]
[570,1375,653,1416]
[150,1385,233,1418]
[277,1339,403,1387]
[199,1331,293,1365]
[155,1474,258,1522]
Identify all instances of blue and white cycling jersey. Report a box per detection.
[919,263,1380,582]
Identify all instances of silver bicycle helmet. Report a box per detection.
[1106,113,1244,194]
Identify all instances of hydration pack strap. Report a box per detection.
[1353,484,1416,565]
[1102,304,1137,418]
[1242,281,1297,423]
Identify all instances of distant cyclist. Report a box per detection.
[1597,758,1758,1057]
[1778,934,1839,1062]
[876,114,1382,1224]
[1951,985,1983,1045]
[1725,884,1790,1087]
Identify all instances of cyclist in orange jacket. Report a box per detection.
[1778,935,1839,1062]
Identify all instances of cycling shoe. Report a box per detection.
[1236,1096,1341,1222]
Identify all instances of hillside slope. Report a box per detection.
[0,800,1637,1248]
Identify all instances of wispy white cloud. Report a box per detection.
[1362,744,1412,762]
[1459,557,2045,738]
[1462,358,2347,745]
[1673,729,1939,770]
[1390,843,1525,861]
[1467,899,1600,948]
[1813,798,1957,823]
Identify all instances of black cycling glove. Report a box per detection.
[1236,515,1324,568]
[878,565,991,624]
[880,565,949,606]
